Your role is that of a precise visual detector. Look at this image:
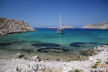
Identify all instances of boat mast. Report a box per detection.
[60,14,62,30]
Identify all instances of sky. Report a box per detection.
[0,0,108,28]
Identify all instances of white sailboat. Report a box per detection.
[57,14,64,34]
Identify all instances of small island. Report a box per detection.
[83,21,108,29]
[0,17,35,36]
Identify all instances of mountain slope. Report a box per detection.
[0,17,35,36]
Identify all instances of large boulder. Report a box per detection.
[14,52,25,59]
[31,56,40,62]
[0,17,35,36]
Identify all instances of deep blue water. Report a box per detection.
[0,28,108,56]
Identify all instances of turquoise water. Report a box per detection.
[0,28,108,60]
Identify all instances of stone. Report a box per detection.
[16,64,32,72]
[0,43,12,46]
[31,56,40,62]
[5,69,15,72]
[29,61,38,71]
[38,64,46,71]
[32,43,60,48]
[70,42,85,47]
[80,49,96,56]
[63,67,73,72]
[37,47,70,53]
[16,62,38,72]
[14,52,25,59]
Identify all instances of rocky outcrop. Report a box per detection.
[83,21,108,29]
[0,17,35,36]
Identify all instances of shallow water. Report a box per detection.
[0,28,108,60]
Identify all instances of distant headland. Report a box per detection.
[48,26,73,29]
[83,21,108,29]
[0,17,35,36]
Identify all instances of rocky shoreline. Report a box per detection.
[0,45,108,72]
[0,17,35,36]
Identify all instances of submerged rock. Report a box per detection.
[32,43,60,48]
[70,42,104,47]
[37,47,70,53]
[70,42,85,47]
[0,43,12,46]
[0,17,35,36]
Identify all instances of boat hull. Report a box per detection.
[57,29,64,34]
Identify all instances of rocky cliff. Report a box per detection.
[0,18,35,36]
[83,21,108,29]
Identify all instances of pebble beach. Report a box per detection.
[0,45,108,72]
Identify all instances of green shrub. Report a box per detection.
[74,69,80,72]
[92,62,98,68]
[92,59,101,69]
[92,64,97,68]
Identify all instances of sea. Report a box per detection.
[0,28,108,60]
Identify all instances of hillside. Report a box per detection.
[83,21,108,29]
[0,17,35,36]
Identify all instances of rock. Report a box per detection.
[70,42,85,47]
[32,43,60,48]
[14,52,25,59]
[31,56,40,62]
[0,17,35,36]
[56,59,60,61]
[37,47,70,53]
[5,69,15,72]
[80,49,96,56]
[0,43,12,46]
[63,67,73,72]
[38,64,46,71]
[16,62,46,72]
[16,64,31,72]
[44,56,49,60]
[29,61,38,71]
[16,64,38,72]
